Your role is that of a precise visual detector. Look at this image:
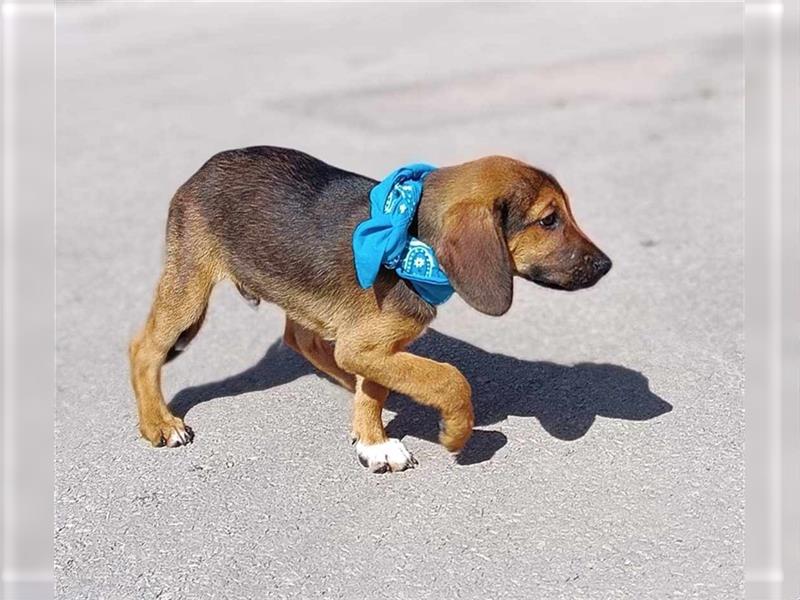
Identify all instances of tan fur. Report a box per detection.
[129,257,218,446]
[351,376,390,445]
[283,318,355,392]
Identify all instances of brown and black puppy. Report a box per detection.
[129,147,611,472]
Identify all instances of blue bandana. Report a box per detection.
[352,164,454,305]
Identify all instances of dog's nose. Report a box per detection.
[593,254,612,277]
[584,253,612,277]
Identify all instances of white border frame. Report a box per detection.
[745,0,799,598]
[2,1,55,599]
[1,2,797,599]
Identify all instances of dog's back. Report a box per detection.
[171,147,372,285]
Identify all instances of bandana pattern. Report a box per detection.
[352,164,454,305]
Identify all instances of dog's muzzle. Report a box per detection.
[527,252,612,291]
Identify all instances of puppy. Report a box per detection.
[129,147,611,472]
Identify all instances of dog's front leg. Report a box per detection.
[335,338,474,469]
[350,376,417,473]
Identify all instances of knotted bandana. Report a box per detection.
[352,164,454,305]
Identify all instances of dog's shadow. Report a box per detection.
[169,329,672,465]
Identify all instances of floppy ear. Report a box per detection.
[437,203,513,316]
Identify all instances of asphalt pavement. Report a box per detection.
[55,4,744,599]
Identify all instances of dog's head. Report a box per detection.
[421,156,611,316]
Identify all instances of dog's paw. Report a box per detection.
[355,438,417,473]
[140,417,194,448]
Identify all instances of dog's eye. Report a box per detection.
[538,213,558,229]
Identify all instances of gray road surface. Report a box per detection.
[55,3,744,599]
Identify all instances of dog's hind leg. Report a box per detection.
[282,317,356,392]
[129,254,216,447]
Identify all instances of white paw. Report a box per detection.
[355,438,417,473]
[142,418,194,448]
[166,425,193,447]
